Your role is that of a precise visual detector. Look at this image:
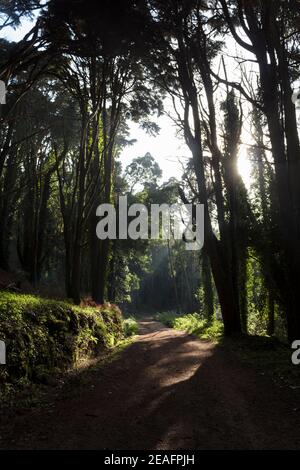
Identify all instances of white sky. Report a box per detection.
[121,112,190,182]
[0,17,35,42]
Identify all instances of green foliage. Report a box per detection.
[123,317,138,337]
[246,257,268,336]
[124,152,162,193]
[0,292,125,387]
[157,311,224,341]
[245,256,288,340]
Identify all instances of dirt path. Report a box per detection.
[1,318,300,450]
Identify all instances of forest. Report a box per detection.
[0,0,300,452]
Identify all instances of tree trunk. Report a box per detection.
[202,249,214,321]
[267,294,275,337]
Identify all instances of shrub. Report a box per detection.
[123,317,138,337]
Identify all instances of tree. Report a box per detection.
[218,0,300,340]
[124,153,162,193]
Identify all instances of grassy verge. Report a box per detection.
[157,311,224,341]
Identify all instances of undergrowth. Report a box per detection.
[123,317,138,337]
[157,311,223,341]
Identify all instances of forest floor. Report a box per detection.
[0,318,300,450]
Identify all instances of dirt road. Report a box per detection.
[1,319,300,449]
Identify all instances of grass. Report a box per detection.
[157,311,224,341]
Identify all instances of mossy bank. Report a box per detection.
[0,292,135,388]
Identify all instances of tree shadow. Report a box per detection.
[2,320,300,450]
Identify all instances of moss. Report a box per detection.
[0,292,125,388]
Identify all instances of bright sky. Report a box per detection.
[0,18,34,42]
[120,112,190,182]
[1,16,253,187]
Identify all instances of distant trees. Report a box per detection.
[124,153,162,193]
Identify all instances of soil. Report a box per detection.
[0,318,300,450]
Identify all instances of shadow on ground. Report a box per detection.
[1,318,300,450]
